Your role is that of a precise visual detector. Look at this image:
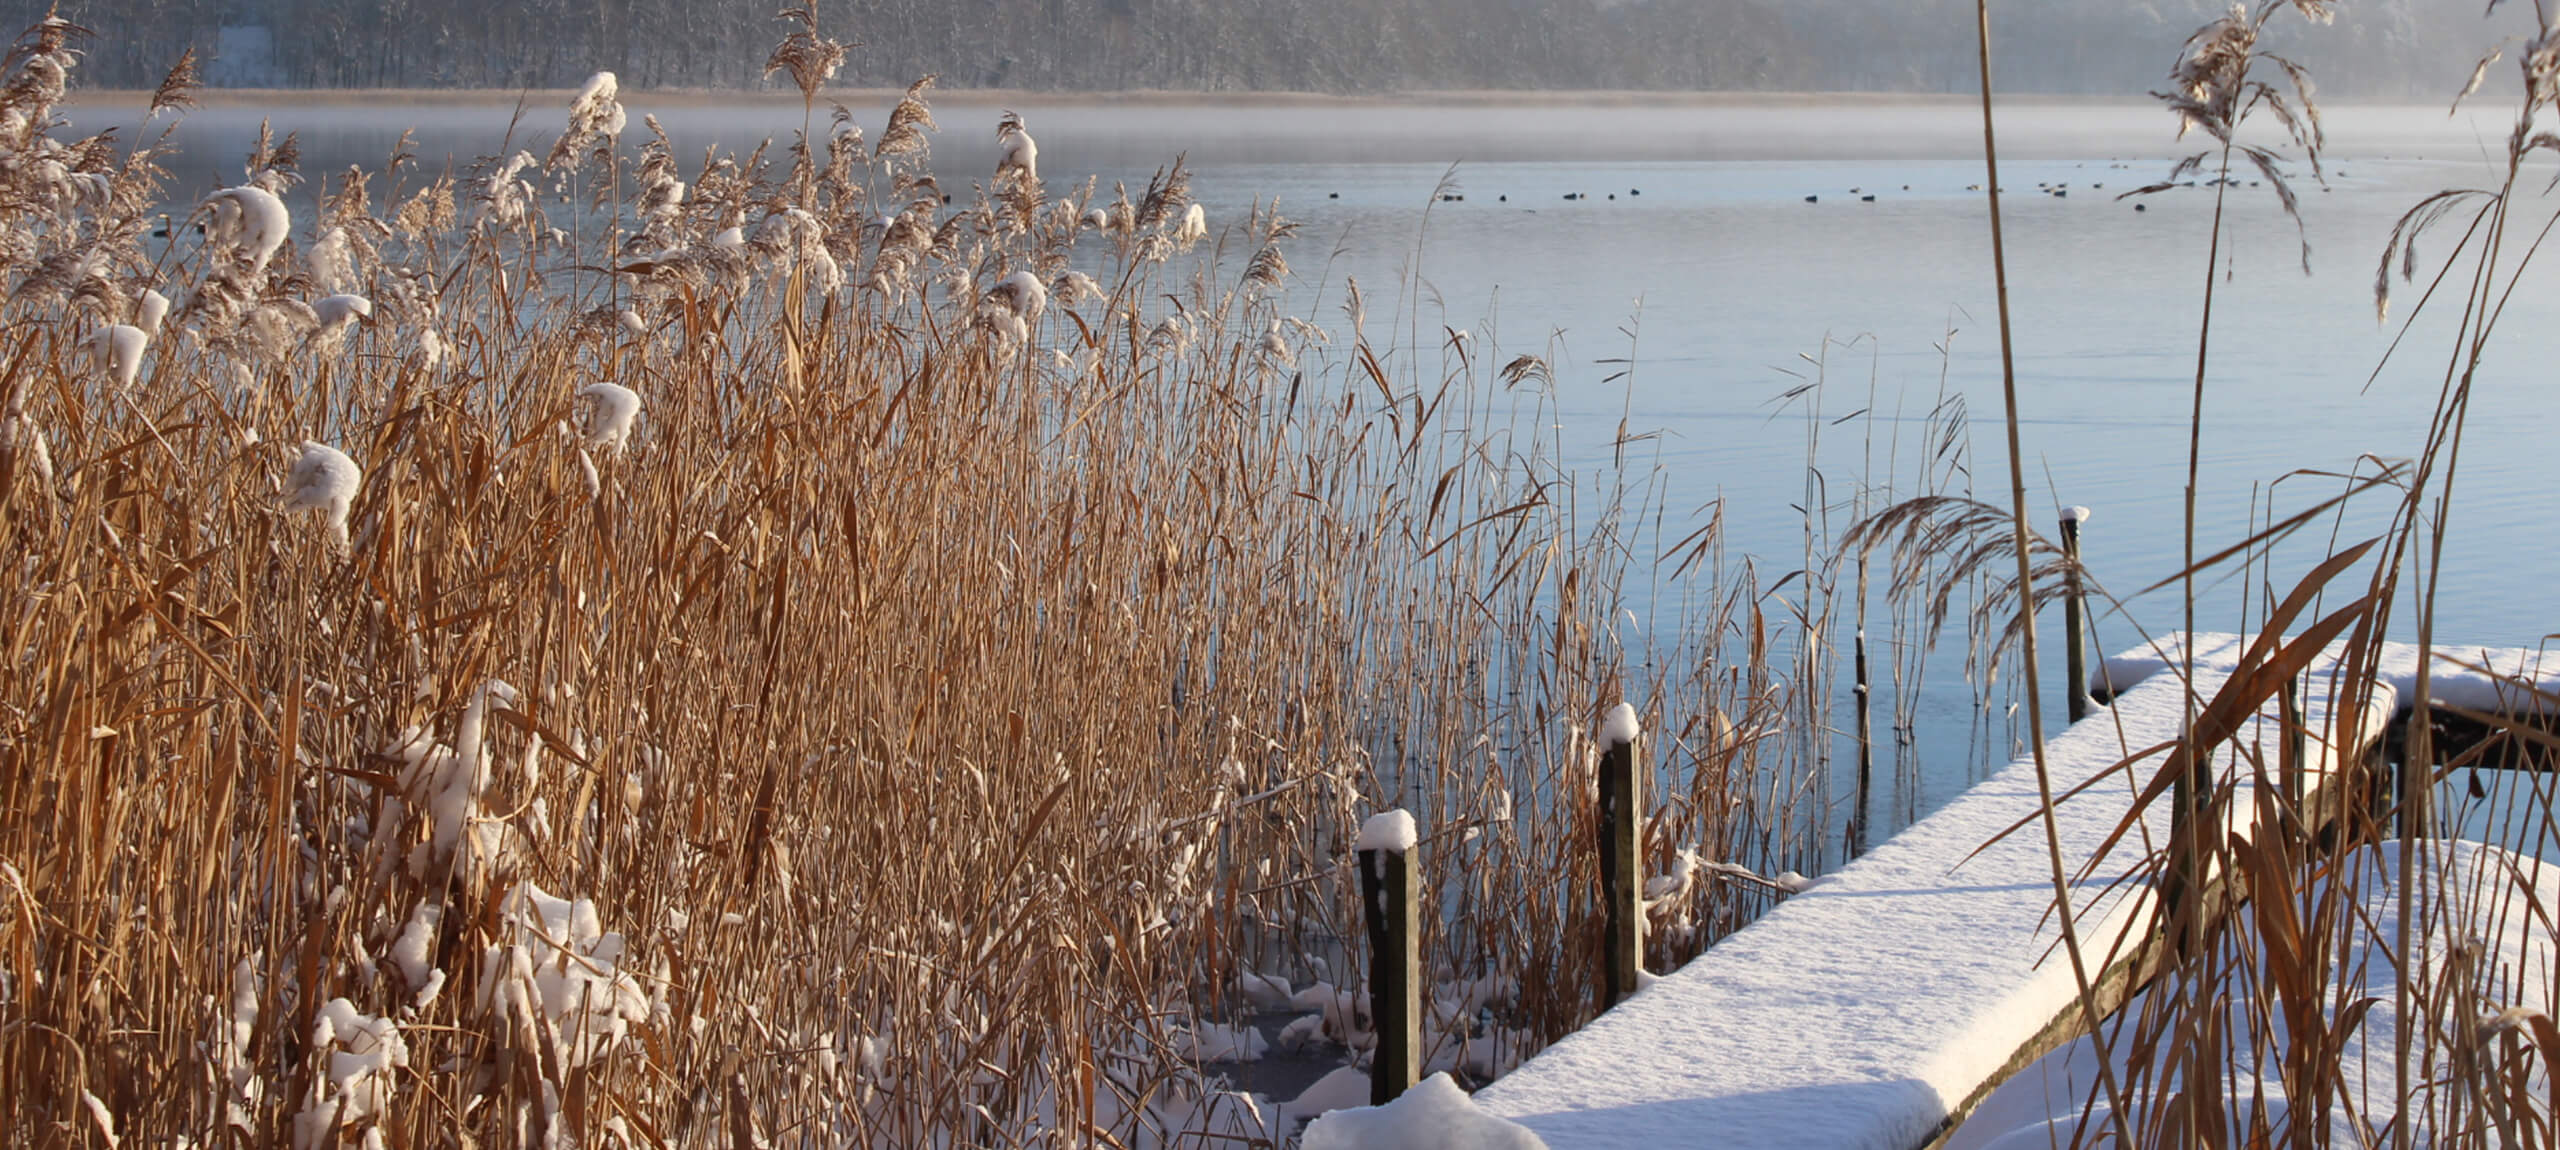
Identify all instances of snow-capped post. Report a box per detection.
[1355,808,1421,1105]
[2060,507,2093,722]
[1597,702,1644,1008]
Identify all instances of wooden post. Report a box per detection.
[2371,739,2398,830]
[1850,551,1875,857]
[1356,811,1421,1106]
[2060,507,2091,723]
[1849,624,1874,857]
[2401,707,2433,841]
[1597,704,1644,1009]
[2164,791,2197,959]
[2280,673,2306,808]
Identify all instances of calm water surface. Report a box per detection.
[82,96,2560,839]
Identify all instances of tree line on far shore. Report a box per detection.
[16,0,2525,100]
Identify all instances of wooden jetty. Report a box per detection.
[1471,634,2553,1150]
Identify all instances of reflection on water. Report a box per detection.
[72,94,2559,834]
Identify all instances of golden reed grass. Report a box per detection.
[0,12,1831,1146]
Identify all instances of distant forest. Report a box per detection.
[15,0,2530,97]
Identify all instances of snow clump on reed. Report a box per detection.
[282,440,361,551]
[996,110,1038,185]
[578,381,642,452]
[91,323,145,387]
[200,185,291,273]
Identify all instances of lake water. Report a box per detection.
[77,94,2560,842]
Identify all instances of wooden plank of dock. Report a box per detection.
[1472,634,2401,1150]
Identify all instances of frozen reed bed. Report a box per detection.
[0,13,1846,1147]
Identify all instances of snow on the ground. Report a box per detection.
[1174,1019,1270,1063]
[291,998,408,1150]
[1303,1073,1551,1149]
[1242,969,1296,1010]
[1151,1090,1283,1146]
[217,958,262,1132]
[1270,972,1532,1081]
[474,882,649,1071]
[1945,838,2560,1148]
[1287,1066,1377,1122]
[1474,634,2416,1149]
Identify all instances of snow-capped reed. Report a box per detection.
[307,226,360,296]
[313,293,370,329]
[477,150,539,233]
[578,381,641,452]
[1257,317,1295,372]
[0,409,49,489]
[996,110,1038,186]
[571,70,621,129]
[199,185,291,273]
[282,440,361,551]
[547,70,624,171]
[91,323,146,387]
[135,287,169,338]
[749,206,842,292]
[986,269,1047,326]
[1052,269,1104,309]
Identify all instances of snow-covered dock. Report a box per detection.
[1474,635,2557,1150]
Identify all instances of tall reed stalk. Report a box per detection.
[1970,1,2135,1140]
